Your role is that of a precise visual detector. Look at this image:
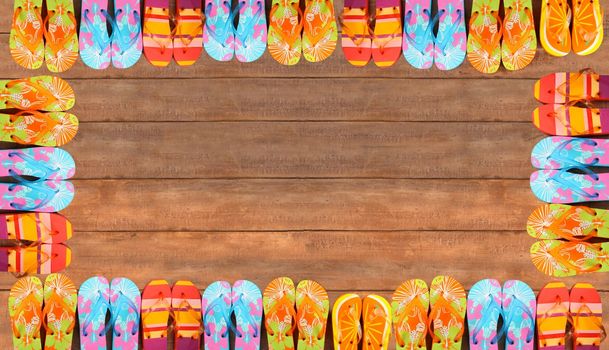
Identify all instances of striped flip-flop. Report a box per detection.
[433,0,466,71]
[0,147,75,182]
[79,276,111,349]
[402,0,434,69]
[142,280,172,350]
[79,0,112,69]
[534,71,609,104]
[202,281,232,350]
[173,0,204,66]
[332,293,362,350]
[10,0,45,70]
[111,0,143,68]
[231,280,263,350]
[295,280,329,350]
[531,240,609,276]
[340,0,372,67]
[537,282,569,349]
[501,280,535,349]
[172,280,202,350]
[428,275,466,350]
[43,273,77,350]
[267,0,303,65]
[501,0,536,71]
[109,278,141,349]
[0,111,79,147]
[0,76,75,112]
[527,204,609,241]
[44,0,79,72]
[143,0,173,67]
[371,0,402,67]
[203,0,236,61]
[234,0,267,63]
[1,244,71,275]
[572,0,604,56]
[0,213,72,244]
[540,0,571,57]
[0,180,74,212]
[362,294,391,350]
[392,279,429,350]
[263,277,296,350]
[532,104,609,137]
[467,279,502,350]
[466,0,502,74]
[570,283,605,349]
[302,0,337,63]
[9,276,43,349]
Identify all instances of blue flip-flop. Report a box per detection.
[402,0,436,69]
[110,0,143,68]
[203,0,236,61]
[202,281,233,350]
[109,277,141,349]
[467,279,503,350]
[501,280,535,349]
[78,276,111,349]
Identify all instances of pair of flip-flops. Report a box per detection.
[402,0,466,70]
[537,282,605,349]
[533,71,609,137]
[527,204,609,276]
[391,276,466,350]
[467,279,536,349]
[78,276,141,349]
[341,0,401,67]
[10,0,79,72]
[466,0,536,73]
[143,0,205,67]
[9,274,77,350]
[263,277,329,350]
[203,0,267,62]
[268,0,337,65]
[80,0,143,69]
[540,0,604,57]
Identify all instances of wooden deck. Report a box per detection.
[1,1,609,348]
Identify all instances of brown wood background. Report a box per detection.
[1,0,609,348]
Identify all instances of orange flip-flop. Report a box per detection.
[333,293,362,350]
[572,0,604,55]
[540,0,572,57]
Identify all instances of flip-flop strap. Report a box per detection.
[428,296,464,343]
[547,205,599,241]
[81,292,111,337]
[572,303,607,342]
[173,296,202,336]
[303,0,336,46]
[339,14,372,47]
[204,1,237,46]
[203,296,233,337]
[8,181,60,211]
[107,292,140,336]
[470,297,503,345]
[295,294,327,338]
[6,111,61,145]
[142,295,171,333]
[265,293,297,336]
[174,13,204,48]
[503,6,534,52]
[12,7,44,53]
[537,297,569,337]
[6,214,62,243]
[549,242,606,274]
[11,292,42,338]
[108,9,142,52]
[434,8,463,53]
[43,10,77,53]
[234,0,265,44]
[554,69,597,101]
[498,297,535,344]
[547,166,601,200]
[6,150,61,181]
[269,2,304,47]
[393,297,427,348]
[403,9,437,54]
[42,292,76,336]
[143,8,173,50]
[546,2,572,44]
[2,79,60,111]
[230,295,260,337]
[82,8,112,52]
[468,11,503,56]
[548,138,600,168]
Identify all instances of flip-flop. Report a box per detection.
[79,0,112,69]
[268,0,303,65]
[428,275,466,350]
[532,105,609,137]
[142,280,172,350]
[202,281,232,350]
[203,0,236,61]
[371,0,402,67]
[362,294,391,350]
[109,278,141,349]
[143,0,173,67]
[295,280,329,350]
[501,280,535,350]
[572,0,603,56]
[263,277,296,350]
[111,0,143,68]
[302,0,338,63]
[341,0,372,67]
[534,71,609,104]
[540,0,572,57]
[172,280,202,350]
[0,180,74,212]
[234,0,267,63]
[570,283,606,349]
[531,240,609,276]
[0,112,79,147]
[402,0,435,69]
[529,167,609,204]
[536,282,569,349]
[392,279,429,350]
[78,276,111,349]
[433,0,466,70]
[527,204,609,241]
[173,0,205,66]
[0,76,75,112]
[44,0,79,72]
[9,276,43,349]
[466,0,502,74]
[1,244,71,275]
[231,280,263,350]
[10,0,45,70]
[501,0,536,71]
[0,147,75,181]
[531,137,609,169]
[467,279,502,350]
[0,213,72,244]
[43,273,77,350]
[332,293,362,350]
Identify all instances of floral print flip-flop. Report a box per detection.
[43,273,78,350]
[295,280,329,350]
[302,0,337,63]
[466,0,502,74]
[268,0,303,65]
[111,0,143,68]
[402,0,435,69]
[79,0,112,69]
[9,276,44,350]
[0,76,75,112]
[203,0,236,61]
[467,279,502,350]
[44,0,79,72]
[434,0,466,71]
[428,276,466,350]
[531,240,609,276]
[78,276,111,350]
[202,281,232,350]
[501,0,536,71]
[109,278,141,349]
[232,280,263,350]
[527,204,609,241]
[0,147,75,182]
[501,280,535,350]
[10,0,45,70]
[392,279,429,350]
[234,0,267,62]
[0,180,74,212]
[0,111,79,147]
[263,277,297,350]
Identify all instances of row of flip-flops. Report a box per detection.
[10,0,605,71]
[8,274,606,350]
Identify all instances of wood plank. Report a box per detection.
[58,179,535,232]
[57,78,537,122]
[65,122,540,179]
